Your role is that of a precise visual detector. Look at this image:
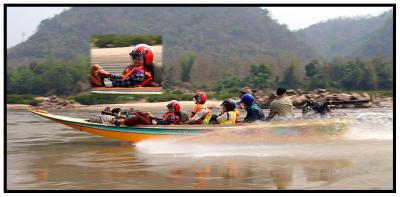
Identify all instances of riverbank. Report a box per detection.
[6,89,393,111]
[7,98,393,112]
[7,100,224,112]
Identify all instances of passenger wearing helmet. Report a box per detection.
[210,99,237,124]
[240,93,265,122]
[235,87,254,109]
[154,100,181,125]
[185,92,212,124]
[91,44,159,87]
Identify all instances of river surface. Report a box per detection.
[6,107,393,190]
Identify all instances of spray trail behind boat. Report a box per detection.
[136,108,393,157]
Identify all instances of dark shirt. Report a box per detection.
[244,103,265,122]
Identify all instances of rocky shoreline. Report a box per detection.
[34,95,83,109]
[248,88,392,109]
[7,90,393,111]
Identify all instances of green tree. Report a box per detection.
[212,73,244,93]
[305,60,319,78]
[359,61,378,90]
[339,60,363,90]
[309,74,328,89]
[180,54,195,82]
[244,64,273,90]
[6,56,90,96]
[280,61,303,89]
[304,60,328,89]
[371,58,393,89]
[380,63,393,89]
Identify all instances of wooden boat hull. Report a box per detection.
[30,110,351,143]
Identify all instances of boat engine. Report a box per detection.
[302,99,371,115]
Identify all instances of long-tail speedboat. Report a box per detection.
[31,109,351,143]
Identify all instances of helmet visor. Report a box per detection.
[129,51,142,58]
[129,52,143,65]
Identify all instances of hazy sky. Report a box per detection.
[6,6,392,48]
[266,7,393,30]
[7,7,69,48]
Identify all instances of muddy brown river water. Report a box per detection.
[6,107,393,190]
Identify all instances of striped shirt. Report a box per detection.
[109,71,145,87]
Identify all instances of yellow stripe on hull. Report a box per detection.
[57,120,171,142]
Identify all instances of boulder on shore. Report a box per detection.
[247,88,377,109]
[35,95,81,109]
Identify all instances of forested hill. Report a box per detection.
[7,7,320,81]
[296,9,393,61]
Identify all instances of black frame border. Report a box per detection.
[3,3,396,193]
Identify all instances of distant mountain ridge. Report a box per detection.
[295,10,393,61]
[6,7,320,82]
[7,7,393,82]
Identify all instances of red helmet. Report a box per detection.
[129,44,154,65]
[167,100,181,112]
[194,92,207,104]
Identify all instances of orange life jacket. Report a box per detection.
[162,112,180,124]
[139,71,153,87]
[191,104,212,124]
[122,65,145,80]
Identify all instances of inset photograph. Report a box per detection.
[90,35,163,94]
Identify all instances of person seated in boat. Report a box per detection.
[266,87,295,121]
[111,107,122,117]
[185,92,212,124]
[230,87,252,121]
[88,107,120,125]
[235,87,253,109]
[210,99,237,124]
[152,100,181,125]
[116,108,153,126]
[240,93,265,122]
[90,44,160,88]
[120,107,151,118]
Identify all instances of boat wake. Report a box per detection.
[344,111,393,140]
[135,111,392,157]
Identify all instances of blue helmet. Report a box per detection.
[240,93,254,106]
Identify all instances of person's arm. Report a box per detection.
[137,114,152,125]
[186,109,207,123]
[122,65,136,80]
[216,112,228,124]
[141,112,155,119]
[132,112,152,125]
[266,103,277,121]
